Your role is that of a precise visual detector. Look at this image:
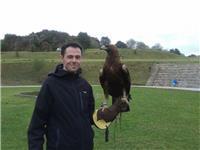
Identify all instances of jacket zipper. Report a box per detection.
[79,92,83,111]
[79,91,86,150]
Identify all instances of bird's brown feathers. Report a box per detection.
[99,45,131,110]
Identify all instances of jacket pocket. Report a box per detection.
[79,91,89,113]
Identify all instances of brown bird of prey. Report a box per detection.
[97,44,131,122]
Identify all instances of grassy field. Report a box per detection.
[1,49,190,61]
[1,49,199,86]
[1,86,199,150]
[2,49,199,64]
[1,61,153,85]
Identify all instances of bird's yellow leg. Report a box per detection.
[102,98,108,106]
[101,97,109,111]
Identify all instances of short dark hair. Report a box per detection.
[61,42,83,56]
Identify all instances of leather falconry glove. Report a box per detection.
[97,98,129,122]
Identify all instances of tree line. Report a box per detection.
[1,30,100,52]
[1,29,182,55]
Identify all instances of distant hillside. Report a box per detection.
[1,48,193,62]
[1,48,199,86]
[84,48,187,60]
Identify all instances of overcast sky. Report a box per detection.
[1,0,199,56]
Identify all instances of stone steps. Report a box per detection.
[146,63,200,88]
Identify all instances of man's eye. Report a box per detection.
[67,55,73,59]
[76,56,80,59]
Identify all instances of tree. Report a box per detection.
[136,41,149,49]
[90,37,100,48]
[1,34,18,51]
[100,36,111,46]
[126,39,136,49]
[1,39,4,51]
[169,48,181,55]
[37,29,70,51]
[115,41,127,48]
[151,43,163,50]
[188,54,197,57]
[1,30,100,51]
[77,32,91,49]
[41,41,51,51]
[29,33,40,52]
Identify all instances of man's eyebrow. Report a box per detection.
[67,54,81,57]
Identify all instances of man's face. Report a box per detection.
[61,46,82,73]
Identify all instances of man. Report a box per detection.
[28,42,95,150]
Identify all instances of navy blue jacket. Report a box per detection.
[28,64,95,150]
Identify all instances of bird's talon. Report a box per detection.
[101,101,107,107]
[101,105,108,112]
[100,101,108,112]
[121,97,129,104]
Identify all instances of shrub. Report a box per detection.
[32,59,45,71]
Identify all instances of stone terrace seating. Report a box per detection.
[146,63,200,88]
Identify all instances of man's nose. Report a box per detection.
[72,57,76,62]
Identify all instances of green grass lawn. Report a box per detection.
[1,86,199,150]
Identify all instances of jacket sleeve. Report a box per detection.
[27,81,53,150]
[88,86,95,125]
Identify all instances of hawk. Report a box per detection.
[97,44,132,122]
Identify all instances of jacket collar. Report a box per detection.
[48,64,82,78]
